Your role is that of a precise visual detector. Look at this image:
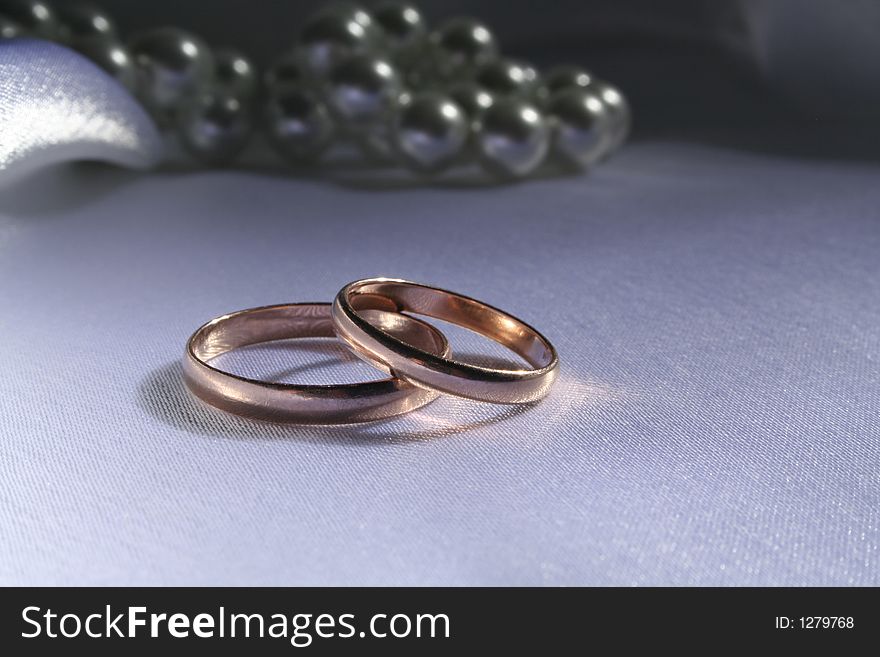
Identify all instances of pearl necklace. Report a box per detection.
[0,0,631,180]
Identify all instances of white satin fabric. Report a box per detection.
[0,39,161,186]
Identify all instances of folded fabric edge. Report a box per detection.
[0,39,163,187]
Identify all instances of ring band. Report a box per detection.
[183,302,450,424]
[332,278,559,404]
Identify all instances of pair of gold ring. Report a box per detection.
[183,278,559,424]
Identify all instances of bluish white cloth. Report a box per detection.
[0,39,877,586]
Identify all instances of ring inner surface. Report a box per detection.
[191,304,334,363]
[349,282,554,370]
[193,303,448,373]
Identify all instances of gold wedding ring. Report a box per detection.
[183,280,559,422]
[183,302,449,424]
[332,278,559,404]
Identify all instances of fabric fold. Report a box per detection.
[0,39,161,186]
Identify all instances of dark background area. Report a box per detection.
[96,0,880,159]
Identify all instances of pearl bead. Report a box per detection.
[0,0,58,38]
[534,65,594,106]
[324,2,375,29]
[214,48,258,100]
[177,92,252,165]
[476,98,550,178]
[595,81,631,151]
[297,6,378,78]
[325,55,402,126]
[431,17,498,75]
[474,59,538,97]
[77,39,137,90]
[446,82,494,118]
[392,92,468,173]
[129,27,214,120]
[373,2,426,49]
[264,87,335,163]
[55,2,117,47]
[546,88,611,169]
[263,52,305,93]
[0,15,21,38]
[543,65,594,93]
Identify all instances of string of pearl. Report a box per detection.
[0,0,632,179]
